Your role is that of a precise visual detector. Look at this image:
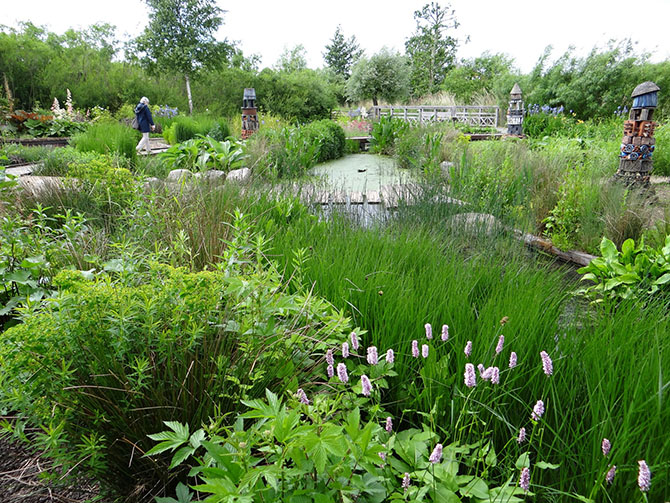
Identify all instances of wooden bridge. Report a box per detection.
[371,105,500,128]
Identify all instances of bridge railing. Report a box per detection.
[371,105,499,128]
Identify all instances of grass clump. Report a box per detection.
[71,121,139,161]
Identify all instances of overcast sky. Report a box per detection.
[4,0,670,73]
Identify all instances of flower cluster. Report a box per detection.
[155,104,179,118]
[527,103,565,116]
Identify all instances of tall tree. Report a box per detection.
[134,0,233,114]
[405,2,462,97]
[323,25,363,79]
[274,45,308,73]
[346,48,410,106]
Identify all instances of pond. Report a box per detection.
[309,153,413,194]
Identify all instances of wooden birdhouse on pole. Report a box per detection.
[615,81,660,187]
[241,88,258,140]
[506,83,524,136]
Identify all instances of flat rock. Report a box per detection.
[197,169,227,184]
[166,169,193,183]
[226,167,251,183]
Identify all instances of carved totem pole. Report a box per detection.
[241,88,258,140]
[615,81,660,187]
[506,83,524,136]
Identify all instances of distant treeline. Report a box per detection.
[2,23,670,121]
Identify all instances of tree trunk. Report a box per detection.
[372,96,378,107]
[185,74,193,115]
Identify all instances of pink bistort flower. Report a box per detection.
[519,467,530,492]
[464,340,472,357]
[441,324,449,341]
[342,342,350,358]
[606,465,616,485]
[337,362,349,383]
[385,416,393,433]
[296,388,310,405]
[601,438,611,457]
[531,400,545,421]
[386,348,394,363]
[464,363,476,388]
[350,332,359,351]
[638,460,651,492]
[411,340,419,358]
[326,349,334,366]
[361,374,372,396]
[517,427,526,444]
[540,351,553,376]
[428,443,443,463]
[495,335,504,355]
[421,344,429,358]
[367,346,378,365]
[509,351,518,368]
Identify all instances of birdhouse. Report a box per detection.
[241,88,258,140]
[506,83,524,136]
[615,81,660,187]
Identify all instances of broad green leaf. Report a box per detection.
[170,446,195,469]
[535,461,560,470]
[515,452,530,469]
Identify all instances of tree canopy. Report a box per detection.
[134,0,234,113]
[323,25,363,79]
[346,48,410,106]
[405,1,463,97]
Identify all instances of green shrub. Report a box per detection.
[33,146,109,176]
[173,116,200,143]
[303,119,345,162]
[0,223,351,500]
[577,235,670,304]
[71,121,139,161]
[653,123,670,176]
[370,116,408,155]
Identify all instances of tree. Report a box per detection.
[323,25,363,79]
[346,48,410,106]
[405,2,463,97]
[134,0,233,114]
[442,52,514,103]
[274,45,308,73]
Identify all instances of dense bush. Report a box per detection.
[369,116,409,155]
[71,121,139,161]
[162,115,232,144]
[0,226,352,499]
[653,123,670,176]
[303,119,345,162]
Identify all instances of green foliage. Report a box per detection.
[71,121,139,161]
[0,216,352,499]
[395,124,448,174]
[347,49,410,106]
[370,116,409,155]
[0,199,89,321]
[303,119,346,162]
[323,25,364,79]
[653,123,670,176]
[161,136,246,172]
[577,235,670,304]
[256,68,338,123]
[134,0,234,113]
[151,386,535,503]
[442,52,514,103]
[35,146,109,176]
[405,2,462,97]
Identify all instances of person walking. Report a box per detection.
[135,96,155,154]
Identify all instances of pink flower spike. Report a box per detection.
[385,348,394,363]
[342,342,350,358]
[296,388,310,405]
[490,366,500,385]
[495,335,504,355]
[477,363,486,377]
[638,460,651,492]
[606,465,616,485]
[367,346,378,365]
[337,362,348,383]
[350,332,359,351]
[327,364,334,378]
[385,416,393,433]
[441,324,449,341]
[481,366,492,381]
[540,351,553,376]
[531,400,545,421]
[411,340,419,358]
[402,472,410,490]
[519,467,530,492]
[361,374,372,396]
[428,443,443,463]
[517,427,526,444]
[425,323,432,340]
[421,344,429,358]
[601,438,611,457]
[464,340,472,357]
[509,351,518,368]
[326,349,334,366]
[464,363,476,388]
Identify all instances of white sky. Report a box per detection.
[4,0,670,73]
